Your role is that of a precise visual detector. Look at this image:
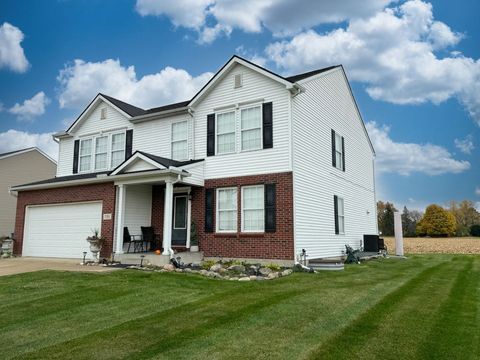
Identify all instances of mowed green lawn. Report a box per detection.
[0,255,478,360]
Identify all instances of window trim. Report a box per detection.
[170,120,189,161]
[215,110,237,155]
[336,196,345,235]
[216,187,238,233]
[78,130,126,173]
[240,104,263,152]
[334,132,344,171]
[241,184,265,233]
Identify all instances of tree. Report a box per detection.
[470,224,480,237]
[401,206,422,237]
[448,200,480,236]
[377,201,397,236]
[417,204,456,237]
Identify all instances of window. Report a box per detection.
[94,136,108,170]
[110,133,125,168]
[171,121,188,160]
[79,139,92,172]
[216,188,237,232]
[333,131,344,171]
[242,185,264,232]
[335,196,345,234]
[241,106,262,151]
[216,111,236,154]
[100,108,107,119]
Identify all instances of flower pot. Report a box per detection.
[87,238,103,263]
[190,245,199,252]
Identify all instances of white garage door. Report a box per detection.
[23,202,102,258]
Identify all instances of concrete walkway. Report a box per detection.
[0,257,120,277]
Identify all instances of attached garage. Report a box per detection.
[23,201,103,258]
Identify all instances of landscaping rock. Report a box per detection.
[199,269,208,276]
[163,264,176,271]
[227,265,246,273]
[183,268,192,273]
[282,269,293,277]
[267,272,279,280]
[175,268,183,273]
[210,263,223,272]
[259,267,272,276]
[238,277,251,281]
[207,271,217,278]
[230,277,239,281]
[249,275,258,281]
[246,265,258,276]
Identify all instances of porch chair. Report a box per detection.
[123,227,144,253]
[141,226,161,252]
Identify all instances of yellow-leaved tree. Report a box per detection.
[417,204,456,237]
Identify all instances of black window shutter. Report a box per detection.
[334,195,339,235]
[331,129,336,168]
[265,184,276,232]
[207,114,215,156]
[125,129,133,160]
[205,188,214,232]
[72,139,80,174]
[341,136,345,171]
[262,102,273,149]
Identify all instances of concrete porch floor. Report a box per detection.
[117,251,204,266]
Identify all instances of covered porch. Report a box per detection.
[110,151,204,263]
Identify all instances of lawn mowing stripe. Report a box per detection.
[416,257,479,360]
[16,286,301,360]
[306,259,460,360]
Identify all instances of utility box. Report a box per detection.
[363,234,380,252]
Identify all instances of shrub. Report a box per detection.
[470,224,480,237]
[201,260,217,270]
[266,263,281,271]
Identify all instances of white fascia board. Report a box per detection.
[109,153,167,176]
[130,107,190,123]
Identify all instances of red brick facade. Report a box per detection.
[14,182,116,257]
[190,171,294,260]
[14,171,294,261]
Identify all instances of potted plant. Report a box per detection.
[190,221,199,252]
[86,229,104,263]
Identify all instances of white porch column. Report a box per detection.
[115,184,126,254]
[162,179,174,256]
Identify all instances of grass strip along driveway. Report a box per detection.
[0,255,478,359]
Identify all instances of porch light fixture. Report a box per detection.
[82,251,87,265]
[140,254,145,267]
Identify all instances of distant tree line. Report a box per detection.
[377,200,480,237]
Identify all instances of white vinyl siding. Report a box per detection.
[171,121,188,160]
[241,105,262,151]
[94,136,108,170]
[336,196,345,234]
[242,185,264,232]
[216,187,237,232]
[334,132,344,170]
[111,133,125,168]
[292,67,377,259]
[216,111,236,154]
[79,139,92,172]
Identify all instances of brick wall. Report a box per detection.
[191,171,294,260]
[150,185,164,240]
[14,182,116,257]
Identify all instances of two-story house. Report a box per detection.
[10,55,378,264]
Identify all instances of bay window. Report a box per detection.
[241,106,262,151]
[216,111,236,154]
[171,121,188,160]
[216,187,237,232]
[242,185,264,232]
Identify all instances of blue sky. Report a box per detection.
[0,0,479,211]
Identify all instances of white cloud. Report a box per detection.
[454,135,474,154]
[8,92,50,121]
[366,121,470,175]
[266,1,480,125]
[57,59,213,109]
[0,22,29,73]
[0,129,58,160]
[135,0,392,42]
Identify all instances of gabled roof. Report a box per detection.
[285,65,340,82]
[0,147,56,164]
[100,93,146,117]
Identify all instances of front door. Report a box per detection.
[172,194,188,246]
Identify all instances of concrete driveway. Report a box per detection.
[0,257,119,277]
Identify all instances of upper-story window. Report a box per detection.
[94,136,108,170]
[241,106,262,151]
[79,139,93,172]
[216,111,236,154]
[171,121,188,160]
[332,129,345,171]
[111,133,125,168]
